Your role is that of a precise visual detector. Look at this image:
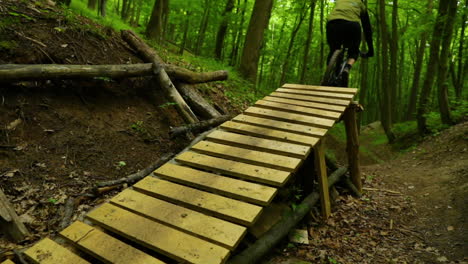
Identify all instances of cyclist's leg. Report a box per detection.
[326,20,343,65]
[343,21,362,67]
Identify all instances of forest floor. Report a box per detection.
[1,1,467,264]
[266,121,468,264]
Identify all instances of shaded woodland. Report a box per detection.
[44,0,468,140]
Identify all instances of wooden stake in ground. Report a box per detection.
[121,30,198,124]
[0,188,30,242]
[344,102,362,192]
[314,139,331,219]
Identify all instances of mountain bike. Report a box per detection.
[321,48,349,87]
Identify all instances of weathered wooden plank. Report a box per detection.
[270,92,350,106]
[175,152,291,186]
[110,189,246,249]
[1,259,16,264]
[206,130,311,159]
[232,115,327,137]
[276,88,354,100]
[60,221,165,264]
[191,141,301,172]
[255,100,341,120]
[155,163,277,205]
[86,203,230,264]
[314,140,331,219]
[134,177,263,226]
[244,107,335,128]
[24,238,90,264]
[220,121,319,147]
[282,83,358,94]
[263,96,345,112]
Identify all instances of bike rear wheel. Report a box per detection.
[321,49,343,86]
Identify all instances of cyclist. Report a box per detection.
[326,0,374,85]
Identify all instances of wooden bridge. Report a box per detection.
[9,84,360,264]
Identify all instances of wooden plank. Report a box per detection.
[86,203,230,264]
[60,221,165,264]
[191,141,301,172]
[24,238,90,264]
[175,151,291,187]
[220,121,319,147]
[314,140,331,219]
[255,100,341,120]
[282,83,358,94]
[1,259,16,264]
[155,163,277,205]
[263,96,345,112]
[276,88,354,100]
[206,130,311,159]
[344,104,362,192]
[270,92,350,106]
[110,189,246,249]
[134,177,263,226]
[244,107,335,128]
[232,115,328,137]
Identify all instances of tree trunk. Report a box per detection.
[280,5,307,85]
[239,0,274,83]
[0,189,30,242]
[195,0,212,55]
[417,0,450,134]
[378,0,395,142]
[300,0,317,83]
[175,83,221,120]
[405,0,433,121]
[455,0,467,99]
[146,0,165,43]
[388,0,398,124]
[229,0,248,66]
[88,0,97,10]
[215,0,235,60]
[179,11,190,55]
[97,0,107,17]
[437,0,457,125]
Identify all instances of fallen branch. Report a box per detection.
[363,187,402,195]
[121,30,198,124]
[175,82,221,119]
[0,64,227,84]
[0,188,30,242]
[96,152,174,188]
[170,115,231,138]
[228,167,348,264]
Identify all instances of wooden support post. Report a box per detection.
[313,139,331,219]
[0,188,30,242]
[344,102,362,192]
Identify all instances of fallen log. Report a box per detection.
[228,167,348,264]
[0,188,30,242]
[0,64,227,84]
[121,30,198,124]
[170,115,231,138]
[175,82,221,119]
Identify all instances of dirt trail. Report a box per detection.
[266,122,467,264]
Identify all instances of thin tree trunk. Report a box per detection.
[215,0,235,60]
[417,0,450,134]
[378,0,395,142]
[239,0,274,83]
[195,0,211,55]
[437,0,457,125]
[388,0,398,124]
[280,5,307,85]
[300,0,317,83]
[88,0,97,10]
[455,0,467,99]
[229,0,248,66]
[179,11,190,55]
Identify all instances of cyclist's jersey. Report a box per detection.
[328,0,366,23]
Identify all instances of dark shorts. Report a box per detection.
[326,19,362,63]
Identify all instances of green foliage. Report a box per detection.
[130,121,146,133]
[328,123,346,142]
[158,102,178,108]
[0,40,17,51]
[8,11,34,21]
[69,0,132,32]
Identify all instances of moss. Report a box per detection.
[0,40,18,51]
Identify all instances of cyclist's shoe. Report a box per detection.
[340,69,349,87]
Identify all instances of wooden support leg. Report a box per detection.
[314,139,331,219]
[344,102,362,192]
[0,188,30,242]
